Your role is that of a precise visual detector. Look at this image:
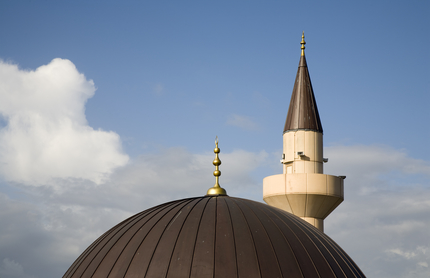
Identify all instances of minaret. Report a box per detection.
[263,33,344,232]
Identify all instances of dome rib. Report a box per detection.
[234,198,286,277]
[65,214,129,278]
[233,198,284,277]
[189,196,216,277]
[105,200,188,277]
[261,203,321,277]
[222,198,240,278]
[72,202,170,278]
[97,209,156,277]
[249,199,305,277]
[214,197,238,277]
[285,214,356,277]
[63,196,366,278]
[279,210,336,277]
[167,197,210,277]
[101,199,192,278]
[144,198,203,277]
[103,199,193,278]
[127,198,197,277]
[286,214,348,276]
[272,207,340,277]
[224,197,261,278]
[103,206,167,277]
[63,223,112,278]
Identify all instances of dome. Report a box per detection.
[63,195,365,278]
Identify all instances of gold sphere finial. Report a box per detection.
[301,31,306,56]
[206,136,227,196]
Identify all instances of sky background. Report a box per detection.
[0,1,429,277]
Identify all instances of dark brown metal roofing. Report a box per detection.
[63,196,365,278]
[284,55,323,134]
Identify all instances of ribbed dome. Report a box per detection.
[63,196,365,278]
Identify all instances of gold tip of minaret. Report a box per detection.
[206,136,227,196]
[301,31,306,56]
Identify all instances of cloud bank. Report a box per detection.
[0,59,129,185]
[324,145,430,278]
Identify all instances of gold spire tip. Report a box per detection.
[206,136,227,196]
[301,31,306,56]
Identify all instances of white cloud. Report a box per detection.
[387,248,418,259]
[0,59,129,186]
[417,262,428,268]
[226,114,259,131]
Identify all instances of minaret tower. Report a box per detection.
[263,33,344,232]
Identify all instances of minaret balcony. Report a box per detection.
[262,173,344,232]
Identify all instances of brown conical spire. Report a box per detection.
[283,33,323,134]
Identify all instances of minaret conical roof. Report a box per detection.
[284,35,323,134]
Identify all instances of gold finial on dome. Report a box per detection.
[206,136,227,196]
[301,31,306,56]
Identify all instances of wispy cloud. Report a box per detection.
[153,83,164,95]
[226,114,259,131]
[387,248,419,260]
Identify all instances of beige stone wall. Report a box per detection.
[265,129,344,232]
[263,173,344,231]
[282,131,323,174]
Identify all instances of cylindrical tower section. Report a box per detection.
[282,130,323,174]
[263,173,344,232]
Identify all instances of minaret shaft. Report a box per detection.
[263,33,344,232]
[282,130,323,174]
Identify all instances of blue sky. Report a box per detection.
[0,1,429,278]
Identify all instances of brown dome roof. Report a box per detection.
[63,196,365,278]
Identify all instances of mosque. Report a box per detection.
[62,34,366,278]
